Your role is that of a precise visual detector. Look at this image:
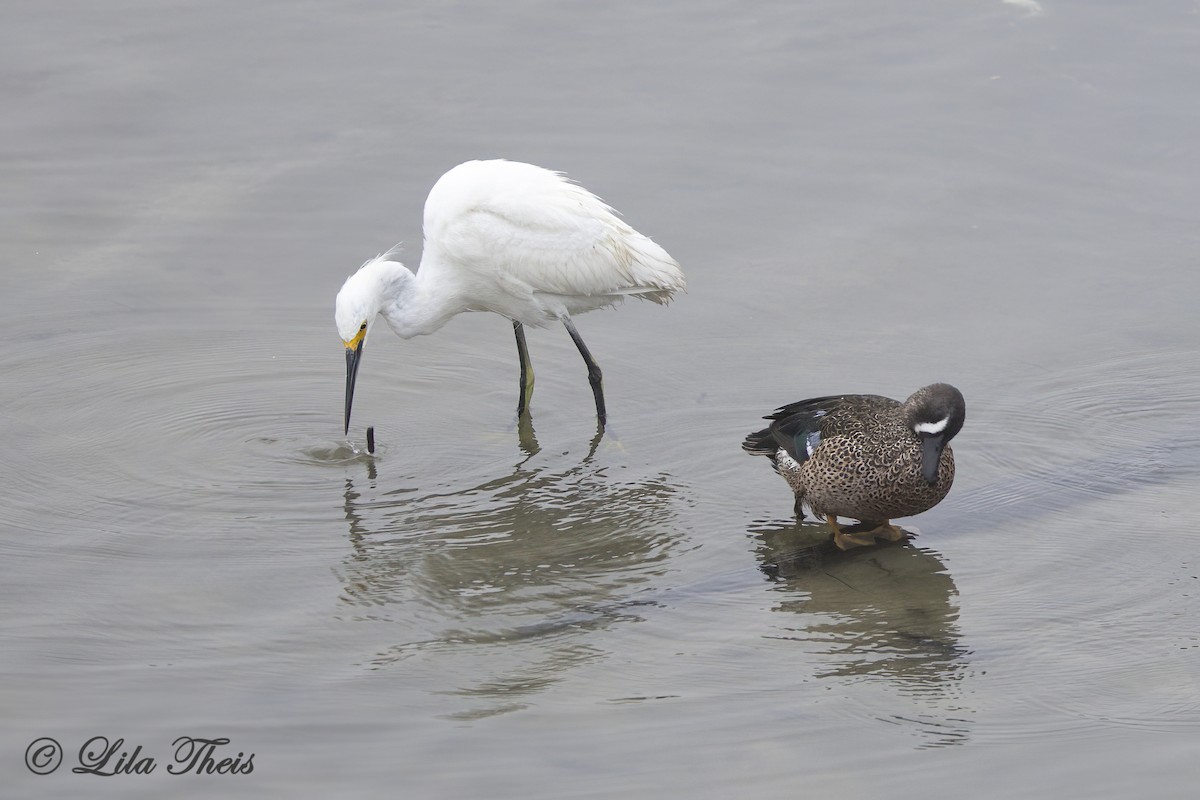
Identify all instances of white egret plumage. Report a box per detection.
[334,159,685,435]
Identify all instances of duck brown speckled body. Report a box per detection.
[743,383,966,549]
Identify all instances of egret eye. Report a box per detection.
[359,322,367,332]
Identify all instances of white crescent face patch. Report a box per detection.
[914,416,949,435]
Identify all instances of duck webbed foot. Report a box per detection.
[826,516,907,549]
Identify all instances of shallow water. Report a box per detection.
[3,1,1200,797]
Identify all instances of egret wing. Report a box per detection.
[421,160,683,304]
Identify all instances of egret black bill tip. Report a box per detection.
[344,338,364,436]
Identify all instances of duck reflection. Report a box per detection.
[752,519,972,746]
[339,435,681,717]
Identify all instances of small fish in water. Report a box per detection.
[366,426,375,454]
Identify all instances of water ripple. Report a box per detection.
[0,310,346,535]
[955,346,1200,521]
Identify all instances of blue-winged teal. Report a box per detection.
[743,383,966,549]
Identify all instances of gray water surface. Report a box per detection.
[3,1,1200,797]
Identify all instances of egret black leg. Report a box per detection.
[513,320,534,416]
[563,318,606,426]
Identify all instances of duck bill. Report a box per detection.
[921,435,945,485]
[344,340,363,435]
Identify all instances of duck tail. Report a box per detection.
[741,426,778,458]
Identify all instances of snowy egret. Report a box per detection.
[742,384,966,549]
[335,159,684,435]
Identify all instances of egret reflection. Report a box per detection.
[338,446,682,717]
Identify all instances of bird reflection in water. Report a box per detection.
[751,519,974,747]
[339,434,682,719]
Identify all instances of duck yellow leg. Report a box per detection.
[856,520,906,543]
[826,514,886,550]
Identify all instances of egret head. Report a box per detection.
[335,256,393,436]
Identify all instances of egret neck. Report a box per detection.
[374,259,467,339]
